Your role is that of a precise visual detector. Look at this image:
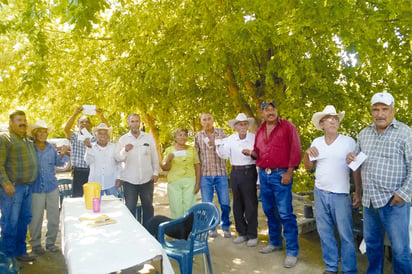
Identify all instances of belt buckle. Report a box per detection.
[265,168,272,175]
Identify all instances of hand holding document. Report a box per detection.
[78,128,93,141]
[348,152,367,171]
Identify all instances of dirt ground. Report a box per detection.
[18,179,393,274]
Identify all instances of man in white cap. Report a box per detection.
[303,106,358,274]
[347,92,412,273]
[216,113,258,247]
[84,123,121,197]
[29,120,69,254]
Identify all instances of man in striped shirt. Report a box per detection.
[0,110,38,263]
[347,92,412,273]
[195,113,232,238]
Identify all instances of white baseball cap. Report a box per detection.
[371,92,395,106]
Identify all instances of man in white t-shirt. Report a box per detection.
[303,105,358,274]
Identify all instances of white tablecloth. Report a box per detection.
[62,197,174,274]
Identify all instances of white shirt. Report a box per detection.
[216,132,256,166]
[115,131,159,185]
[311,134,356,193]
[85,142,121,190]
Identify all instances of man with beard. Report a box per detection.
[0,110,38,262]
[251,101,302,268]
[64,106,109,197]
[115,114,159,226]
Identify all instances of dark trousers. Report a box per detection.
[72,167,90,197]
[230,167,258,239]
[122,180,154,227]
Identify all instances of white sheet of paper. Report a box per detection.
[203,137,212,149]
[309,154,327,161]
[348,152,368,171]
[83,104,96,115]
[173,150,186,157]
[214,139,223,146]
[78,128,93,141]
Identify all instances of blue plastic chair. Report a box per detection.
[157,202,220,274]
[57,178,73,208]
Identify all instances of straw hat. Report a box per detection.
[92,123,113,136]
[228,113,254,129]
[312,105,345,130]
[28,120,53,136]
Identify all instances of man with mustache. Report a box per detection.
[347,92,412,273]
[0,110,38,263]
[251,101,302,268]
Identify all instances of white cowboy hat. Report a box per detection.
[92,123,113,136]
[28,120,54,136]
[312,105,345,130]
[228,113,255,129]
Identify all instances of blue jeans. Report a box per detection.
[200,176,231,230]
[0,184,32,257]
[259,169,299,257]
[101,186,123,198]
[363,201,412,274]
[314,187,357,273]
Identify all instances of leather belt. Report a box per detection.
[231,164,256,170]
[264,168,288,174]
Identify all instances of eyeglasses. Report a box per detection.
[320,116,339,123]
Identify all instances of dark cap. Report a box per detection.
[261,101,276,110]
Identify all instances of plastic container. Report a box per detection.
[83,182,101,210]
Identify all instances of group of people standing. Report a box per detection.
[0,91,411,273]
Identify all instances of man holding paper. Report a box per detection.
[347,92,412,273]
[161,128,200,218]
[64,105,110,197]
[216,113,259,247]
[303,105,358,274]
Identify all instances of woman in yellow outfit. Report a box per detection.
[161,128,201,218]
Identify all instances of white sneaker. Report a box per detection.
[233,236,247,244]
[247,238,258,247]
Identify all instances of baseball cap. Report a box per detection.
[261,101,276,110]
[371,92,395,106]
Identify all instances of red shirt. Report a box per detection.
[254,118,302,169]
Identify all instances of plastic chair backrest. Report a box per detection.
[187,202,220,241]
[58,178,73,207]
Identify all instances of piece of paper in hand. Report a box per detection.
[348,152,367,171]
[78,128,93,141]
[173,150,186,157]
[83,105,96,115]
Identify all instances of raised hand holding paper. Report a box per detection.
[348,152,367,171]
[83,104,96,115]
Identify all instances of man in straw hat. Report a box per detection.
[28,120,69,254]
[251,101,301,268]
[347,92,412,273]
[0,110,37,263]
[303,106,358,274]
[216,113,259,247]
[84,123,121,197]
[64,106,110,197]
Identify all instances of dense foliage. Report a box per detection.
[1,0,410,191]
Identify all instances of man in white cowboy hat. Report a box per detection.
[64,106,110,197]
[216,113,259,247]
[29,120,69,255]
[251,101,301,268]
[303,106,358,274]
[84,123,121,196]
[0,110,37,263]
[347,92,412,273]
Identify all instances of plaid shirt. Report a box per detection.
[355,119,412,208]
[0,131,38,185]
[70,131,95,168]
[195,128,228,176]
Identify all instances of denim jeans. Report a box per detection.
[0,184,32,257]
[122,180,154,227]
[363,201,412,274]
[314,187,357,273]
[259,169,299,257]
[200,176,231,230]
[101,186,123,198]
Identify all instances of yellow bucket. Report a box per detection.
[83,182,101,210]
